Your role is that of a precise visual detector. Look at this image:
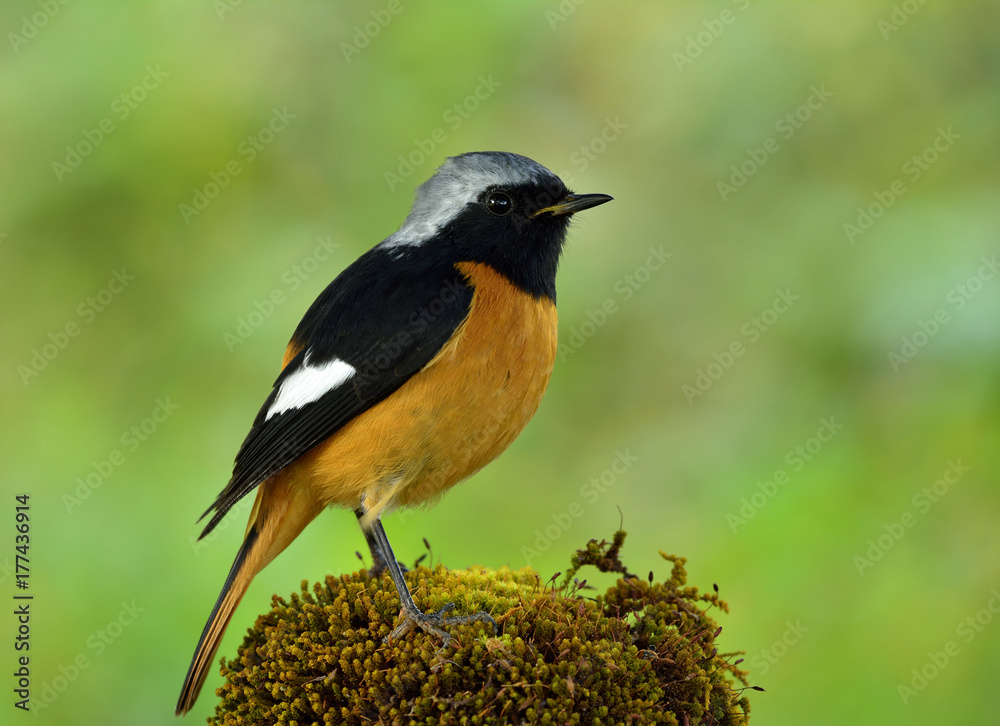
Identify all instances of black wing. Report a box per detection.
[198,246,473,537]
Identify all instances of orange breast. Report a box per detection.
[288,261,558,526]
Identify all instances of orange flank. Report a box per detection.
[294,261,558,528]
[281,339,303,370]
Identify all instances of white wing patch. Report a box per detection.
[266,354,355,420]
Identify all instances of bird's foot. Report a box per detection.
[385,602,497,651]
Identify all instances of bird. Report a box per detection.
[175,151,612,715]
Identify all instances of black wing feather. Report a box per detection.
[198,246,473,537]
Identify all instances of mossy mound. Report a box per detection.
[211,533,752,725]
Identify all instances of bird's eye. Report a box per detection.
[484,191,514,216]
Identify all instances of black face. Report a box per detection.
[442,179,574,301]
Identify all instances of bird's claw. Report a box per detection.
[384,602,497,652]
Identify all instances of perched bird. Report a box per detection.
[175,151,612,715]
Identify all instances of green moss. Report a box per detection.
[211,532,752,725]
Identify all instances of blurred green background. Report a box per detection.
[2,2,998,724]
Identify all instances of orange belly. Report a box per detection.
[286,261,558,526]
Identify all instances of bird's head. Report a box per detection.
[383,151,612,300]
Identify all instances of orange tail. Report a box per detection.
[176,475,320,716]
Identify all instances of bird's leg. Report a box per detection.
[366,514,496,649]
[354,508,406,578]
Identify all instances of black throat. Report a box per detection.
[439,206,571,302]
